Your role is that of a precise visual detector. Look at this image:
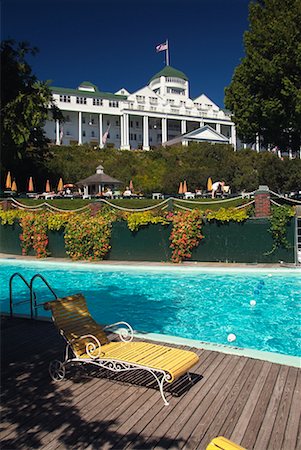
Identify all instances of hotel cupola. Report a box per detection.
[148,66,189,99]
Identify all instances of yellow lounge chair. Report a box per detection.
[206,436,246,450]
[44,294,199,405]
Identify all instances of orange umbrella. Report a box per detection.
[11,180,17,192]
[28,176,34,192]
[183,180,188,193]
[5,171,12,189]
[57,177,64,191]
[129,180,134,191]
[207,177,213,191]
[45,179,51,193]
[178,182,183,194]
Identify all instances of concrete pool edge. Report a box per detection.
[2,313,299,368]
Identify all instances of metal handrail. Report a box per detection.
[29,274,58,318]
[9,272,36,319]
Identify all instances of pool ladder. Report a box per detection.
[9,273,58,319]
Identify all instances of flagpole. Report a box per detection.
[166,39,169,66]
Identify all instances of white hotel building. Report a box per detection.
[44,65,236,150]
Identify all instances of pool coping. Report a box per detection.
[2,313,300,369]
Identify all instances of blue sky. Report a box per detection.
[2,0,250,107]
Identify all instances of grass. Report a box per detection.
[7,197,247,212]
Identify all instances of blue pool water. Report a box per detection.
[1,259,300,357]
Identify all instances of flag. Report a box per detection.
[156,41,168,52]
[60,126,64,144]
[102,124,111,145]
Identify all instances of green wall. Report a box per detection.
[0,219,295,263]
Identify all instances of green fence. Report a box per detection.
[0,218,295,263]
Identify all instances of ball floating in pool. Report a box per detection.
[268,274,272,277]
[227,333,236,343]
[250,300,256,306]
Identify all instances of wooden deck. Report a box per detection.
[1,317,300,450]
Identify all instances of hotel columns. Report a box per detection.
[98,113,103,148]
[55,119,60,145]
[78,111,82,145]
[162,117,167,143]
[181,120,186,134]
[143,116,150,150]
[121,113,130,149]
[216,123,221,134]
[231,125,237,151]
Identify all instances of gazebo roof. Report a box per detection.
[77,173,122,186]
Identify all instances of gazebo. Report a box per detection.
[77,165,122,197]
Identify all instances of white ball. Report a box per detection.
[250,300,256,306]
[227,333,236,343]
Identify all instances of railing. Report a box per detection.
[30,274,58,318]
[9,272,57,319]
[9,273,35,318]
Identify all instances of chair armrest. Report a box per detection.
[70,334,102,359]
[103,322,134,342]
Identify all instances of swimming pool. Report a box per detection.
[1,259,300,359]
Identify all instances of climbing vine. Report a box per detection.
[169,210,204,263]
[265,205,295,254]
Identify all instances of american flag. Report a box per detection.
[102,124,111,145]
[156,42,168,52]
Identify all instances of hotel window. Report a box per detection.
[93,98,103,106]
[82,117,86,124]
[116,133,119,139]
[136,121,139,128]
[107,120,110,126]
[115,120,119,126]
[167,99,175,105]
[83,131,86,137]
[65,115,71,122]
[66,131,70,136]
[130,121,133,128]
[59,95,71,103]
[76,97,87,104]
[91,131,95,137]
[136,95,145,103]
[109,101,119,107]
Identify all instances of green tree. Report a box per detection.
[225,0,301,154]
[0,40,62,188]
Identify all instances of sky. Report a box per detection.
[2,0,250,107]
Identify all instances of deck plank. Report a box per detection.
[1,317,300,450]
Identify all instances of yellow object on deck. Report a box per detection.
[206,436,246,450]
[45,294,199,405]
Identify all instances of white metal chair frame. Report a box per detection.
[49,321,173,405]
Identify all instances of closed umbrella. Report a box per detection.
[183,180,188,193]
[28,177,34,192]
[45,179,51,193]
[5,171,12,189]
[11,180,17,192]
[207,177,213,191]
[129,180,134,191]
[57,178,64,191]
[178,182,183,194]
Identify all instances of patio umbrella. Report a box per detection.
[5,171,12,189]
[178,182,183,194]
[28,177,34,192]
[11,180,17,192]
[45,179,51,193]
[57,178,64,191]
[183,180,188,193]
[207,177,213,191]
[129,179,134,191]
[64,184,75,188]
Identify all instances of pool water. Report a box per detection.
[1,259,300,357]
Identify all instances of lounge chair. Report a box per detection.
[44,294,199,405]
[206,437,246,450]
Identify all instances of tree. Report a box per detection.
[225,0,301,154]
[0,40,62,188]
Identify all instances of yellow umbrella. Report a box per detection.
[57,177,64,191]
[11,180,17,192]
[183,180,188,193]
[45,179,51,193]
[178,182,183,194]
[5,171,12,189]
[28,177,34,192]
[207,177,213,191]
